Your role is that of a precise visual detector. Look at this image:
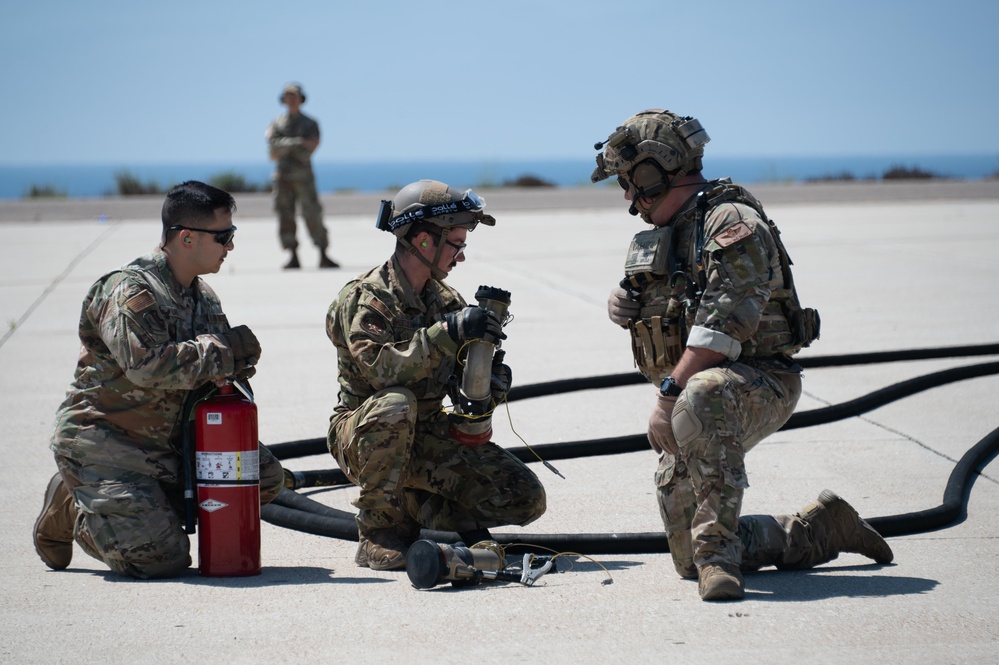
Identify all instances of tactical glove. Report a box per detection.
[490,350,512,405]
[444,306,506,345]
[222,325,261,376]
[608,285,640,327]
[647,393,679,456]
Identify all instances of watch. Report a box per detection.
[659,376,682,397]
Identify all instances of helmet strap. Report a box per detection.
[399,230,449,282]
[631,167,684,224]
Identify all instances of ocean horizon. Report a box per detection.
[1,154,997,200]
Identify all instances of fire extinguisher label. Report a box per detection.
[196,450,260,483]
[199,498,229,512]
[205,412,223,425]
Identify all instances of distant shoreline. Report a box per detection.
[2,180,999,223]
[3,153,998,201]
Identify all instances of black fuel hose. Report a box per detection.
[261,343,999,553]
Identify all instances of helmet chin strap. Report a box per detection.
[399,227,451,282]
[628,167,698,224]
[635,194,667,224]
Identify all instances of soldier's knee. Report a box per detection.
[674,370,731,449]
[90,515,191,579]
[672,396,704,448]
[369,387,418,428]
[522,483,547,525]
[122,548,191,579]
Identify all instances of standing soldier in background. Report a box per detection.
[266,82,338,270]
[593,109,893,601]
[32,180,285,579]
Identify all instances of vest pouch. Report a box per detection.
[629,312,688,379]
[772,288,821,354]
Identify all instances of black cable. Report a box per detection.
[261,344,999,552]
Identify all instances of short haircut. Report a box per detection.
[161,180,236,241]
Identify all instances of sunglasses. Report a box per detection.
[169,225,237,246]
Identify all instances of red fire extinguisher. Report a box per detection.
[194,382,261,577]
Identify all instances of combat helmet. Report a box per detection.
[280,82,306,103]
[592,109,710,204]
[376,179,495,280]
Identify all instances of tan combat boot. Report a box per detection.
[698,563,745,601]
[355,528,411,571]
[33,473,76,570]
[809,490,894,564]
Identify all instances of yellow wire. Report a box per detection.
[500,398,565,479]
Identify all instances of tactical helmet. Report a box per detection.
[280,82,306,103]
[376,180,495,281]
[376,180,495,238]
[591,109,710,199]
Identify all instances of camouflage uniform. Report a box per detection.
[266,110,328,251]
[326,256,546,537]
[631,179,827,576]
[49,251,284,578]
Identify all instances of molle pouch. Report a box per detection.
[770,288,821,354]
[628,314,687,379]
[624,226,672,277]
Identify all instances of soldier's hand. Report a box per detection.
[223,325,262,374]
[445,307,506,345]
[608,285,640,327]
[647,394,679,455]
[490,350,512,404]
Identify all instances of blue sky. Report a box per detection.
[1,0,997,165]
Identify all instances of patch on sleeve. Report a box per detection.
[124,290,156,314]
[711,221,753,248]
[360,312,387,335]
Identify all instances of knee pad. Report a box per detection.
[672,395,704,447]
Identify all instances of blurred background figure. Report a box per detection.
[265,82,338,270]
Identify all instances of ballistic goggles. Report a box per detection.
[376,189,486,233]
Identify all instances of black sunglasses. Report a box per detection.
[168,225,237,246]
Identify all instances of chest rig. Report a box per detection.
[621,181,820,381]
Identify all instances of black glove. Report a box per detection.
[444,306,506,345]
[490,350,512,405]
[222,325,261,375]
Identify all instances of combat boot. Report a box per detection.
[318,251,339,269]
[33,473,76,570]
[698,563,744,601]
[355,528,411,571]
[283,250,300,270]
[805,490,894,564]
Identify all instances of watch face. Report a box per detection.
[660,377,681,396]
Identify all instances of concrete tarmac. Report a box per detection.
[2,181,998,663]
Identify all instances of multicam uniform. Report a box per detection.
[326,256,546,537]
[266,110,328,251]
[49,251,284,578]
[629,179,828,576]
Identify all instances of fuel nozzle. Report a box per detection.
[448,285,511,446]
[407,539,558,589]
